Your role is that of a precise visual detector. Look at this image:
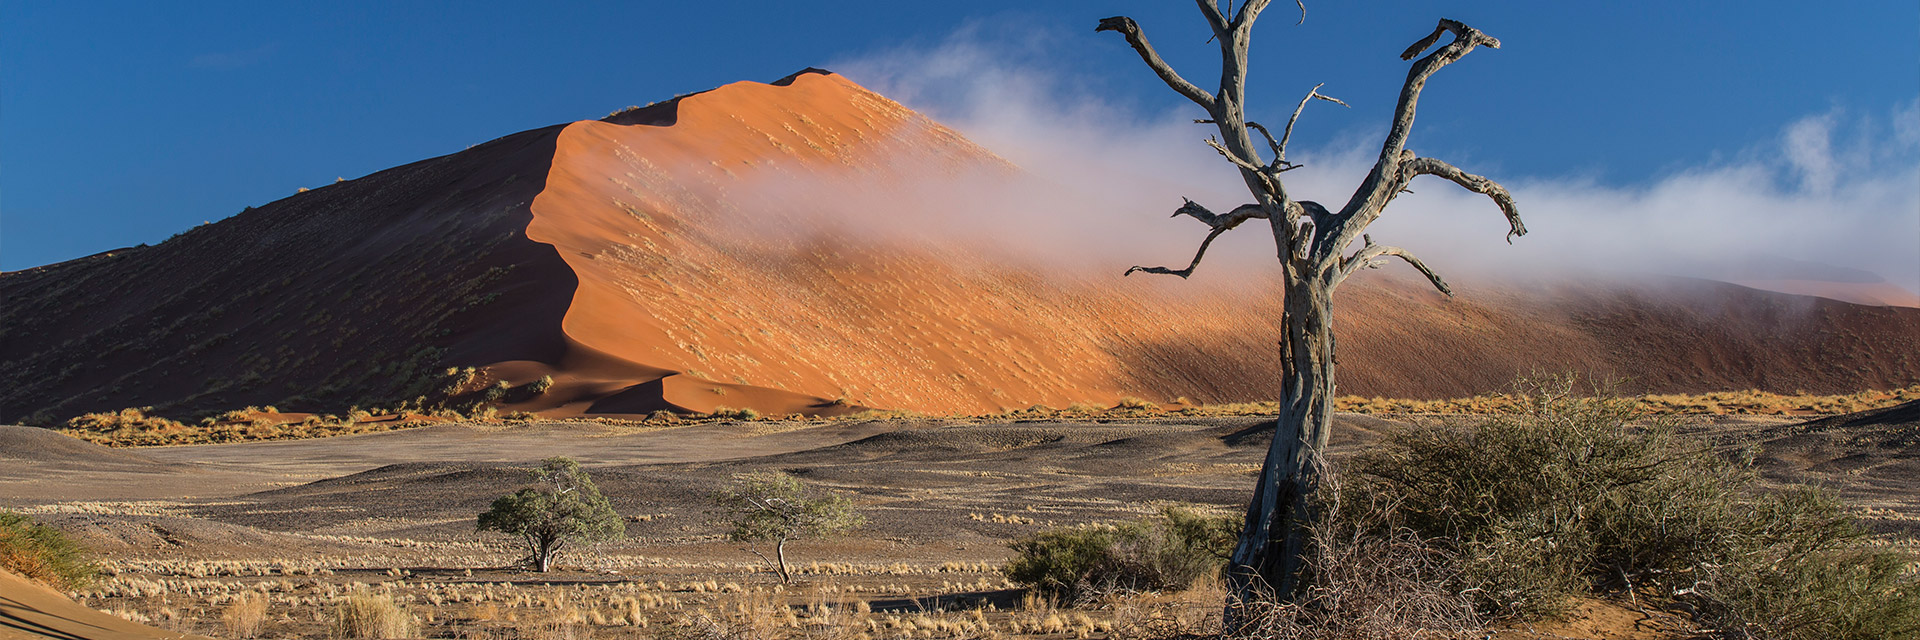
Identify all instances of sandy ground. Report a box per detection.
[2,408,1913,639]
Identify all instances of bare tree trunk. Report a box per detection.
[532,533,560,572]
[776,536,791,583]
[1227,277,1335,606]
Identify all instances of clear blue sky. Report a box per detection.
[4,1,1916,272]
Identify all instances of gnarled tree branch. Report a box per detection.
[1339,18,1500,225]
[1277,83,1347,166]
[1195,0,1230,38]
[1230,0,1275,32]
[1205,137,1266,172]
[1129,200,1266,278]
[1335,235,1452,296]
[1197,118,1288,168]
[1400,18,1501,61]
[1378,18,1498,171]
[1402,157,1527,242]
[1096,16,1217,112]
[1172,199,1267,228]
[1127,225,1232,279]
[1322,19,1508,263]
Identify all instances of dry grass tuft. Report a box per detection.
[330,587,417,639]
[221,591,270,638]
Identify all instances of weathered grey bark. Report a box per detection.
[1099,2,1524,622]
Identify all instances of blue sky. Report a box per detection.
[4,1,1917,285]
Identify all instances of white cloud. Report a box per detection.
[1783,113,1838,194]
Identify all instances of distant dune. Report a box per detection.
[3,70,1917,423]
[1732,279,1920,308]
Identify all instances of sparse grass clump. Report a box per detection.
[1343,375,1920,639]
[0,511,95,590]
[710,406,759,420]
[61,407,190,445]
[329,588,417,639]
[222,590,269,638]
[1005,507,1237,603]
[1331,384,1920,416]
[62,407,418,446]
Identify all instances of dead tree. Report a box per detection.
[1098,1,1525,610]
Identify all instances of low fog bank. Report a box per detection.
[826,26,1920,296]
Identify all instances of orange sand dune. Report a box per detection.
[3,70,1917,423]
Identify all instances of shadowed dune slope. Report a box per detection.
[4,70,1917,422]
[1,124,580,421]
[1755,399,1920,535]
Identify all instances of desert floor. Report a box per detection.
[3,410,1914,639]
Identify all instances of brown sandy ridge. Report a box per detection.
[2,568,210,640]
[3,70,1917,424]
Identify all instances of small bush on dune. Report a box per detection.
[1342,375,1920,639]
[0,511,95,590]
[1005,507,1237,603]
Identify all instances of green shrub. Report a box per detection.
[477,457,623,572]
[0,511,94,590]
[1344,375,1920,639]
[527,375,555,395]
[713,471,863,583]
[1697,546,1920,640]
[1005,507,1237,602]
[483,380,512,402]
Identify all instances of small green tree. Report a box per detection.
[477,457,623,572]
[714,472,863,583]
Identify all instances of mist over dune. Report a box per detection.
[2,70,1916,425]
[835,29,1920,302]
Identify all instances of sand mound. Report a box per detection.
[1734,279,1920,308]
[1776,399,1920,442]
[1,568,210,640]
[1756,400,1920,535]
[0,427,172,470]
